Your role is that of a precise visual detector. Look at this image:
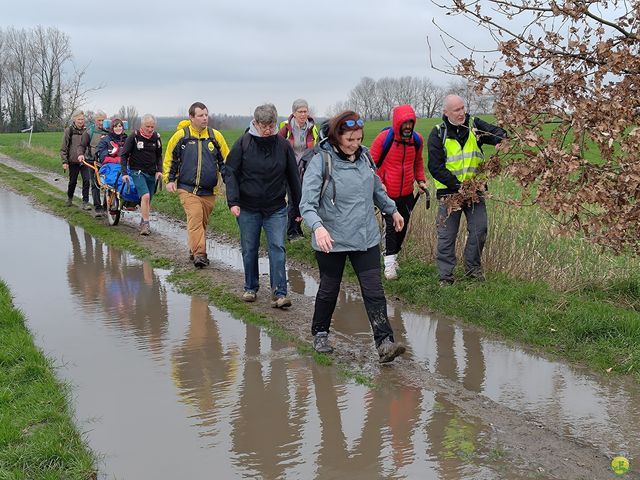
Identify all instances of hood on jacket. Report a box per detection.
[392,104,417,141]
[176,119,191,131]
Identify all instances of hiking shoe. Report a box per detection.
[242,290,257,302]
[271,295,292,309]
[288,233,304,242]
[439,279,454,288]
[65,197,73,207]
[384,264,398,280]
[466,271,486,282]
[193,256,208,268]
[94,207,104,218]
[377,338,406,363]
[82,201,92,211]
[313,332,334,354]
[140,222,150,236]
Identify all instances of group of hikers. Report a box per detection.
[59,95,506,363]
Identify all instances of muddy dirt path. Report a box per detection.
[0,152,635,479]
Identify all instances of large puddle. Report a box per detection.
[0,187,638,479]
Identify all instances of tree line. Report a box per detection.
[327,76,495,120]
[0,26,96,133]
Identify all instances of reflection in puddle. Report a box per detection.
[0,187,638,478]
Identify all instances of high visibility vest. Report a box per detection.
[433,117,484,190]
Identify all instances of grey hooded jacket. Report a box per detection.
[300,142,397,252]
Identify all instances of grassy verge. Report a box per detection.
[0,279,97,479]
[1,142,639,381]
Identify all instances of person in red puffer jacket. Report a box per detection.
[370,104,428,280]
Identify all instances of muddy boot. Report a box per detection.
[66,197,73,207]
[377,337,406,363]
[384,254,398,280]
[313,332,334,354]
[82,201,92,211]
[140,221,150,236]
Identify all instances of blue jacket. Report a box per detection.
[300,142,397,252]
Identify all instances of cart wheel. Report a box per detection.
[104,190,121,226]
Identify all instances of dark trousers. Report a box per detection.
[383,194,414,255]
[436,196,487,281]
[88,160,102,208]
[67,163,91,202]
[311,245,394,347]
[287,185,303,238]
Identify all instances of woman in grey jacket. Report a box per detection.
[300,111,406,363]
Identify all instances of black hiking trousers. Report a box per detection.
[311,245,394,348]
[67,163,91,202]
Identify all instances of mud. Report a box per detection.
[1,152,637,479]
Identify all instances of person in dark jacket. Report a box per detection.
[120,114,163,235]
[78,110,108,215]
[370,104,428,280]
[427,94,506,286]
[60,109,91,209]
[165,102,230,268]
[96,118,128,164]
[299,110,406,363]
[224,103,301,308]
[278,98,320,241]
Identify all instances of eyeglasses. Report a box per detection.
[343,119,364,128]
[257,123,276,132]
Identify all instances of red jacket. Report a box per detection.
[370,104,426,199]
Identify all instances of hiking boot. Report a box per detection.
[94,207,104,218]
[377,337,406,363]
[466,271,486,282]
[313,332,334,354]
[384,263,398,280]
[439,279,454,288]
[242,290,257,302]
[140,221,150,236]
[288,233,304,242]
[193,255,208,269]
[384,254,398,280]
[271,295,292,309]
[65,197,73,207]
[82,201,92,211]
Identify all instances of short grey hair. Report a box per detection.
[141,114,156,125]
[254,103,278,125]
[443,94,464,111]
[95,110,107,120]
[71,109,84,120]
[291,99,308,113]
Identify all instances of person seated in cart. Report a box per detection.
[96,118,128,164]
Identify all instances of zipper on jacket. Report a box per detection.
[194,137,202,195]
[401,143,406,196]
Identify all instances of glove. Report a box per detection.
[108,141,119,156]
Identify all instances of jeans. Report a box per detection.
[436,195,487,281]
[237,206,288,297]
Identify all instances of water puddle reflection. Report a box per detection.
[0,187,637,478]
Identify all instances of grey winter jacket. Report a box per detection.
[300,142,397,252]
[60,125,87,165]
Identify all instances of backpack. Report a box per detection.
[376,126,422,169]
[319,146,377,202]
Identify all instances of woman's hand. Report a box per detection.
[392,211,405,232]
[314,226,334,253]
[166,181,177,193]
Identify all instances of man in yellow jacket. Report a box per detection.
[164,102,230,268]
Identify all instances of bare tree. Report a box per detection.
[430,0,640,253]
[117,105,140,130]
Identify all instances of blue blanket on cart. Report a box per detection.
[99,164,140,203]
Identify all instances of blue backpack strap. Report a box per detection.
[376,126,394,168]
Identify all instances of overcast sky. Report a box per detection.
[3,0,482,117]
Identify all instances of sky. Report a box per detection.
[2,0,483,118]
